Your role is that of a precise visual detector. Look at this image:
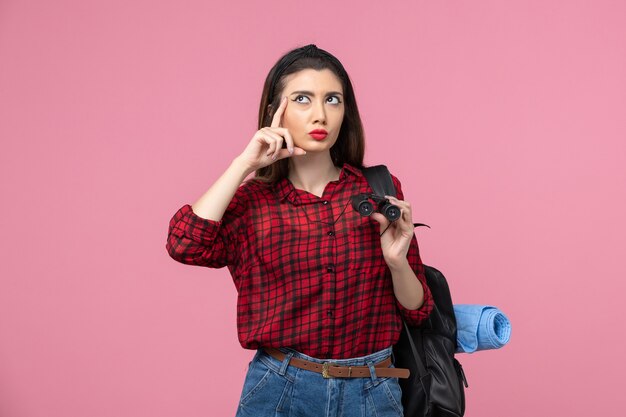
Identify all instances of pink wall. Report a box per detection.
[1,0,624,416]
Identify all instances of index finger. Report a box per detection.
[271,96,288,128]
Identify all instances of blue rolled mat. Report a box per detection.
[453,304,511,353]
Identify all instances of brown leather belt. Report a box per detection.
[263,348,410,379]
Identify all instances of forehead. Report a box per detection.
[282,68,343,93]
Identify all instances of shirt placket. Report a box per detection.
[318,194,338,358]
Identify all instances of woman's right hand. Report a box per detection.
[236,96,307,173]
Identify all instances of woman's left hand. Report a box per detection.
[369,196,414,269]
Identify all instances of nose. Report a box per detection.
[312,99,327,125]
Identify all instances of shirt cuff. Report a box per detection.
[396,279,434,326]
[168,204,223,246]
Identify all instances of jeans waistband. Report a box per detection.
[276,346,393,367]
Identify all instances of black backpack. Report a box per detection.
[361,165,468,417]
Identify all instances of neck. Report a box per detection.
[288,152,341,196]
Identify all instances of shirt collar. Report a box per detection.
[274,162,363,204]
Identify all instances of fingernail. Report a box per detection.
[288,147,294,154]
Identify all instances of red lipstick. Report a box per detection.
[308,129,328,141]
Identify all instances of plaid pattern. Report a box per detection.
[166,163,433,359]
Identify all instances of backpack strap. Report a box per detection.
[361,165,431,386]
[361,165,431,229]
[361,165,397,198]
[403,319,431,402]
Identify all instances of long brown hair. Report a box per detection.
[250,44,365,185]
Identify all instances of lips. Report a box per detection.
[308,129,328,141]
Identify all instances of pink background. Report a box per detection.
[1,0,624,416]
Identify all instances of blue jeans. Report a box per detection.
[235,346,404,417]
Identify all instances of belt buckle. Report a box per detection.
[322,361,336,379]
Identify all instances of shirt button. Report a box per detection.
[326,265,335,273]
[327,231,335,236]
[327,310,333,317]
[322,200,329,205]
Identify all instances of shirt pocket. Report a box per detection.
[346,213,385,270]
[345,214,397,317]
[256,208,300,265]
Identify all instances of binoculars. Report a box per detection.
[350,193,401,222]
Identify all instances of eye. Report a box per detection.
[327,96,342,105]
[293,95,310,104]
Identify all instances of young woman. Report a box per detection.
[166,44,434,417]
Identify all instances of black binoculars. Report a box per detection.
[350,193,401,222]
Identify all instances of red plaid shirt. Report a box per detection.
[166,163,433,359]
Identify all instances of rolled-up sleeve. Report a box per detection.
[165,184,249,268]
[391,174,434,326]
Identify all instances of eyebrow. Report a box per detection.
[289,90,344,97]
